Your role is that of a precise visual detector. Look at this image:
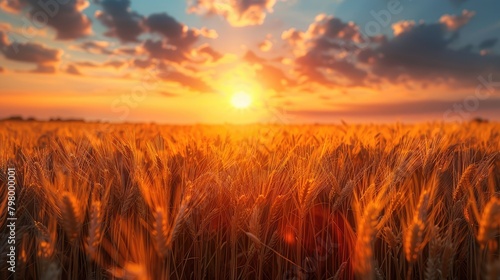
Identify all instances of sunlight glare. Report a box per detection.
[231,91,252,109]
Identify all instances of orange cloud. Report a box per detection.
[258,39,273,52]
[439,9,475,31]
[187,0,278,27]
[392,20,415,36]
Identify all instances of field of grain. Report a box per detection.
[0,121,499,280]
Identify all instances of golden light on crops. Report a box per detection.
[230,91,252,109]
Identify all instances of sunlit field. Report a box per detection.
[1,121,499,280]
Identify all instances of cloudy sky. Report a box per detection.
[0,0,499,123]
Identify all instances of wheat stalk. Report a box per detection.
[404,220,424,262]
[87,200,103,258]
[453,164,477,202]
[152,207,170,258]
[354,202,380,280]
[59,192,83,242]
[477,197,500,248]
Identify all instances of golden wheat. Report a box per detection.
[0,121,498,280]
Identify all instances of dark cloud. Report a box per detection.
[145,13,201,51]
[308,14,364,43]
[187,0,277,27]
[370,23,500,86]
[0,31,62,63]
[282,15,367,87]
[3,43,61,63]
[141,13,219,67]
[1,0,91,39]
[75,61,99,67]
[143,39,188,64]
[145,13,184,40]
[72,59,126,69]
[96,0,144,42]
[0,34,61,73]
[114,46,140,55]
[66,64,82,75]
[282,12,499,89]
[77,40,113,54]
[479,38,498,49]
[294,47,366,87]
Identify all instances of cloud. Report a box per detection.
[145,13,202,50]
[145,13,184,39]
[369,22,500,87]
[0,22,12,31]
[0,66,4,73]
[282,15,367,87]
[0,0,24,13]
[295,52,367,86]
[243,50,297,92]
[187,0,277,27]
[197,27,218,39]
[132,58,153,69]
[75,40,113,54]
[197,44,223,61]
[103,60,127,68]
[141,13,220,67]
[258,39,273,52]
[0,33,61,74]
[74,61,99,67]
[158,69,214,93]
[71,59,127,69]
[243,50,267,64]
[290,99,500,119]
[392,20,415,36]
[114,46,141,55]
[306,14,364,43]
[439,9,475,31]
[0,30,8,47]
[0,31,62,63]
[66,64,82,75]
[479,38,498,49]
[1,0,91,39]
[281,28,303,48]
[281,12,500,90]
[32,64,57,73]
[143,39,189,64]
[95,0,144,42]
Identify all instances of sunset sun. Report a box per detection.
[231,91,252,109]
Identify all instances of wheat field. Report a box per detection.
[0,121,499,280]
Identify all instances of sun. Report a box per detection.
[231,91,252,109]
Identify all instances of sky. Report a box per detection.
[0,0,499,124]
